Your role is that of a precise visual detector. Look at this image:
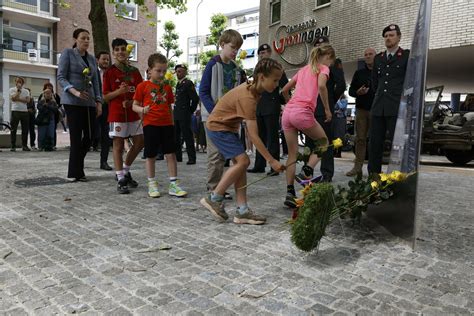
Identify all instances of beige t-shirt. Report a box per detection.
[206,83,259,133]
[9,87,30,112]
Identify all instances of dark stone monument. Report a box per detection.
[366,0,432,249]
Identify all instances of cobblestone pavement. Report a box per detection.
[0,149,472,315]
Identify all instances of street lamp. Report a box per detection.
[196,0,204,82]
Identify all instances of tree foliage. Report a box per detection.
[159,21,182,69]
[207,13,228,51]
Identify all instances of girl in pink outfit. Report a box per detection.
[281,45,336,207]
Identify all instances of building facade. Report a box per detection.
[1,0,60,122]
[56,0,157,79]
[186,6,260,83]
[259,0,474,93]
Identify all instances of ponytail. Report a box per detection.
[309,44,335,74]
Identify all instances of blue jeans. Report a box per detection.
[38,119,55,150]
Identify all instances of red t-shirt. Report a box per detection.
[103,64,143,123]
[133,80,175,127]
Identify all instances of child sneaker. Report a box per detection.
[284,192,297,208]
[117,178,130,194]
[168,181,187,197]
[200,195,228,222]
[125,172,138,188]
[148,180,161,198]
[233,209,266,225]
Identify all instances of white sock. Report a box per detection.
[116,170,125,181]
[169,177,177,183]
[148,177,156,182]
[123,164,130,173]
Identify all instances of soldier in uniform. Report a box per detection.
[248,43,289,175]
[368,24,409,174]
[174,64,200,165]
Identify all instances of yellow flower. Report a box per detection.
[239,50,248,59]
[389,170,407,182]
[332,138,343,149]
[295,198,304,208]
[299,184,312,196]
[164,71,173,81]
[126,44,135,55]
[371,181,379,190]
[82,67,90,75]
[379,173,389,182]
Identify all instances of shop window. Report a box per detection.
[270,1,281,25]
[115,0,138,20]
[315,0,331,9]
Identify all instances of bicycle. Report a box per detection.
[0,121,11,132]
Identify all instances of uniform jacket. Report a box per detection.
[349,64,375,111]
[174,78,199,120]
[315,65,346,117]
[198,55,246,121]
[371,47,409,116]
[256,71,289,116]
[57,48,102,107]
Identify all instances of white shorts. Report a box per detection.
[109,120,143,138]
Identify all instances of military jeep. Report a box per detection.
[422,86,474,165]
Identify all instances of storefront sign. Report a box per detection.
[272,18,330,66]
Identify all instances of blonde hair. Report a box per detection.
[309,44,335,74]
[219,29,243,48]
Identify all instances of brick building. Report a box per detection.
[56,0,157,78]
[258,0,474,93]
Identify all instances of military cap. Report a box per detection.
[174,64,187,71]
[257,43,271,54]
[382,24,401,37]
[313,36,330,46]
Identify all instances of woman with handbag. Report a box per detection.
[57,28,102,181]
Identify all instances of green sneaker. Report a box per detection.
[168,181,187,197]
[148,180,160,198]
[233,209,266,225]
[200,195,228,222]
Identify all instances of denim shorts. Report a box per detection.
[206,129,245,160]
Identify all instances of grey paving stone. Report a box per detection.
[0,150,473,315]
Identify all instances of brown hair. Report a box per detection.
[250,58,283,91]
[309,44,335,74]
[15,77,25,85]
[219,29,243,48]
[148,53,167,68]
[72,28,89,48]
[43,82,54,92]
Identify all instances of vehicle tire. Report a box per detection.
[445,149,473,165]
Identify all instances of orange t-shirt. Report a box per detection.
[133,80,175,126]
[206,83,259,133]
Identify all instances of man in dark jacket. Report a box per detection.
[248,44,289,175]
[299,36,346,183]
[96,51,113,170]
[368,24,409,174]
[346,47,376,176]
[174,64,200,165]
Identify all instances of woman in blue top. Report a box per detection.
[57,28,102,182]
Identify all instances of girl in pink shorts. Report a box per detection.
[280,45,336,207]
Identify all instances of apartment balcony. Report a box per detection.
[0,0,60,23]
[0,44,58,68]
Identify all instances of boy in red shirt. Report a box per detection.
[132,53,187,198]
[103,38,144,194]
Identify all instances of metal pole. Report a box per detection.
[196,0,204,82]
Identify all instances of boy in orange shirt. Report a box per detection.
[132,53,187,198]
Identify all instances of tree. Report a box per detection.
[59,0,187,54]
[207,13,227,51]
[159,21,182,69]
